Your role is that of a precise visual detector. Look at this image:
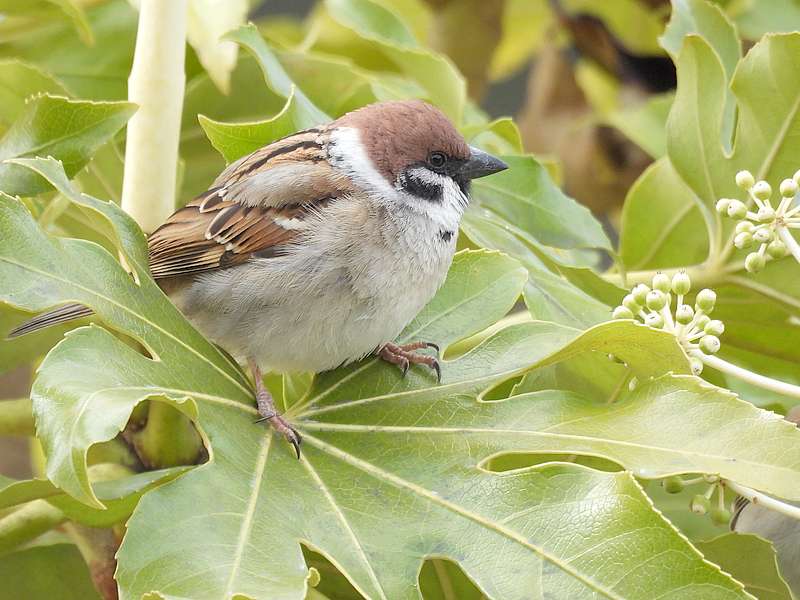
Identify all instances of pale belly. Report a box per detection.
[168,233,453,373]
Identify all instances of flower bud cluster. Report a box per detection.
[716,170,800,272]
[663,474,732,526]
[612,271,723,375]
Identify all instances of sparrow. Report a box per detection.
[9,100,508,458]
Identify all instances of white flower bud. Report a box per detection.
[716,198,732,214]
[734,232,753,249]
[671,271,691,295]
[753,180,772,200]
[767,239,788,259]
[622,294,641,312]
[699,335,721,355]
[753,227,773,243]
[696,315,711,330]
[631,283,650,306]
[652,273,671,293]
[646,289,667,311]
[727,200,748,219]
[780,178,798,198]
[695,289,716,312]
[676,304,694,324]
[612,306,634,320]
[704,319,725,336]
[735,221,754,234]
[735,170,755,190]
[757,206,776,222]
[644,312,664,329]
[690,357,704,375]
[794,169,800,186]
[745,252,766,273]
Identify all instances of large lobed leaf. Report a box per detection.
[4,159,797,598]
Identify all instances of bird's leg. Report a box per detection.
[248,359,302,459]
[378,341,441,382]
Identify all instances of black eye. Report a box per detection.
[428,151,447,170]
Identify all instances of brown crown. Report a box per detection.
[334,100,470,183]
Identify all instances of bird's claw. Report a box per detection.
[379,341,442,383]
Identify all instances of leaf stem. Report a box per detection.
[0,398,35,436]
[777,227,800,263]
[121,0,188,233]
[0,500,66,556]
[64,523,120,600]
[695,352,800,400]
[724,480,800,521]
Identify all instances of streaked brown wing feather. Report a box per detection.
[147,127,351,279]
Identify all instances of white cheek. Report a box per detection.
[328,127,398,198]
[401,167,466,231]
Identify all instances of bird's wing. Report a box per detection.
[148,127,352,279]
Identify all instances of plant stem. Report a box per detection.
[129,401,202,469]
[778,227,800,263]
[121,0,187,233]
[0,398,35,436]
[724,480,800,521]
[64,523,120,600]
[603,264,721,289]
[695,352,800,400]
[0,500,66,556]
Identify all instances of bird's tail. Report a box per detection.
[7,303,94,338]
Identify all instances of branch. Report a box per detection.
[121,0,188,233]
[0,398,35,436]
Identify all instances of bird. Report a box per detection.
[8,99,508,458]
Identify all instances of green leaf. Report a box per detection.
[696,534,793,600]
[199,92,309,164]
[728,0,800,40]
[533,320,691,378]
[620,158,709,270]
[0,95,135,196]
[0,60,68,127]
[0,544,101,600]
[325,0,466,122]
[662,0,741,150]
[661,0,741,82]
[471,155,612,253]
[0,0,138,100]
[0,0,93,45]
[225,24,330,128]
[0,466,187,527]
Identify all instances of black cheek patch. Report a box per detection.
[399,170,443,202]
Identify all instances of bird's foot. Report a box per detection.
[254,382,302,459]
[379,341,441,382]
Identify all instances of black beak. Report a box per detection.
[461,146,508,180]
